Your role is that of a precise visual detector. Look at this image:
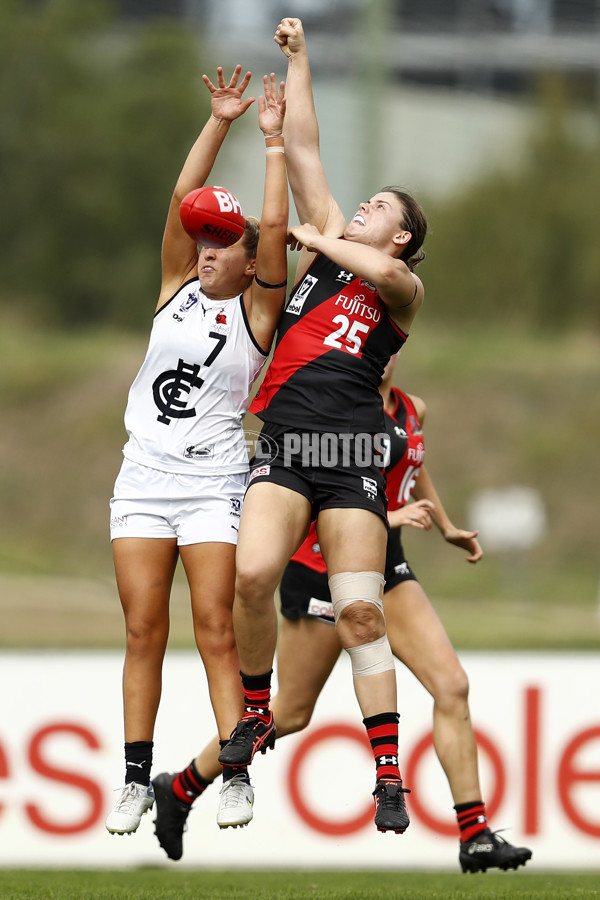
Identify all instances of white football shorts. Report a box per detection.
[109,458,247,545]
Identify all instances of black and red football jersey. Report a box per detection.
[383,387,425,512]
[250,250,408,433]
[291,386,425,572]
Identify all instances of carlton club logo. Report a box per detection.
[152,358,203,425]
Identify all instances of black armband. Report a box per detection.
[254,274,287,290]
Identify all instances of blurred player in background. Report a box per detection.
[105,66,288,837]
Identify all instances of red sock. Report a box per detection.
[455,800,488,842]
[363,712,401,782]
[241,670,272,724]
[172,760,212,805]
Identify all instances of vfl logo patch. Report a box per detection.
[286,274,318,316]
[229,497,242,517]
[179,292,199,313]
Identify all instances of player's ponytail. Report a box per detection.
[381,186,427,271]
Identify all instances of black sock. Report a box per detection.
[124,740,153,786]
[219,740,249,783]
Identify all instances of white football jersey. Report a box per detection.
[122,278,268,475]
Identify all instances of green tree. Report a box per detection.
[421,77,600,332]
[0,0,209,329]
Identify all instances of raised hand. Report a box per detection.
[273,17,306,58]
[202,64,255,123]
[258,73,286,137]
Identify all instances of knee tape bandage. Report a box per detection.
[346,635,395,677]
[328,571,392,677]
[328,571,385,624]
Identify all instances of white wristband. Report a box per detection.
[266,146,285,154]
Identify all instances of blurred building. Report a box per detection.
[115,0,600,95]
[109,0,600,208]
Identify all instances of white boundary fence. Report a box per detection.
[0,651,598,869]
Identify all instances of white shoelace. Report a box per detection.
[115,783,143,812]
[220,777,250,808]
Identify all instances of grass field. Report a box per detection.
[0,869,598,900]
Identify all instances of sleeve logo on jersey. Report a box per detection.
[286,274,318,316]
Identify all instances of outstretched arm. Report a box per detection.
[412,465,483,563]
[274,18,345,239]
[159,65,255,305]
[244,74,289,352]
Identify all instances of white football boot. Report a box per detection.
[216,773,254,829]
[106,781,155,834]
